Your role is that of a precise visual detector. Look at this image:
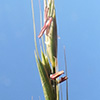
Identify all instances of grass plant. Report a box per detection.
[31,0,68,100]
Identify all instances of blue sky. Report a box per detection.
[0,0,100,100]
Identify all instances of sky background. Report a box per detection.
[0,0,100,100]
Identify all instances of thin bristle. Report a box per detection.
[64,46,68,100]
[32,1,68,100]
[38,0,45,53]
[39,96,41,100]
[31,0,40,59]
[31,96,33,100]
[60,84,63,100]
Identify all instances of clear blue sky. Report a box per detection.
[0,0,100,100]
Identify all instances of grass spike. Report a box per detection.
[32,1,68,100]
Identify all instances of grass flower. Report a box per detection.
[31,0,68,100]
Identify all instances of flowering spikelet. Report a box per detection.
[45,0,57,68]
[31,0,68,100]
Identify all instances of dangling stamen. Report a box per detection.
[58,76,68,83]
[38,17,53,38]
[50,70,64,80]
